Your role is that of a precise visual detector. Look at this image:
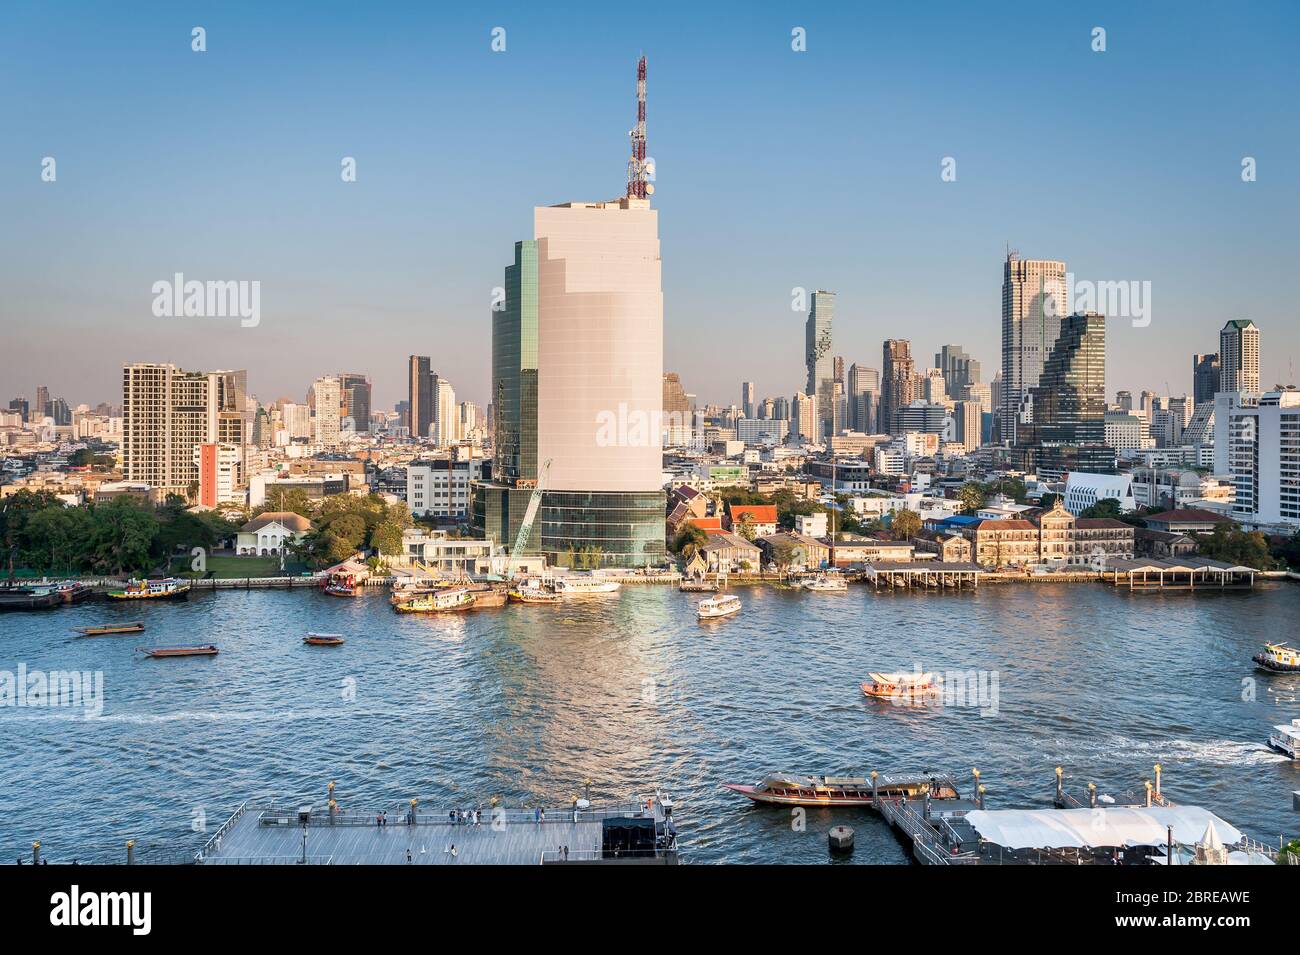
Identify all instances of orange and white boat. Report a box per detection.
[861,671,943,700]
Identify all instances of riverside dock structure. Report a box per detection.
[194,788,678,865]
[860,562,982,591]
[1102,557,1257,590]
[869,765,1279,865]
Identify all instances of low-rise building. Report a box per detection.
[1142,508,1235,534]
[757,532,830,572]
[700,531,762,573]
[236,511,313,556]
[726,503,778,538]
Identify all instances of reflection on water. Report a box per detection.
[1,582,1297,863]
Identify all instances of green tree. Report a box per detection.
[1,490,63,578]
[672,524,709,562]
[87,498,159,575]
[957,482,986,514]
[891,508,921,541]
[1039,492,1060,510]
[766,538,796,578]
[1080,498,1123,520]
[737,515,757,541]
[371,521,404,556]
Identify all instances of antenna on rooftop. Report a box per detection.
[626,55,652,199]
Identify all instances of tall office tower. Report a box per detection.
[1219,320,1260,394]
[1018,312,1111,473]
[122,363,228,496]
[833,355,845,385]
[741,381,756,419]
[1192,353,1220,406]
[805,290,835,439]
[893,400,948,435]
[8,398,29,422]
[339,373,372,433]
[1001,252,1068,442]
[312,376,343,446]
[847,363,879,432]
[923,368,947,403]
[475,71,666,569]
[662,372,692,445]
[408,355,432,438]
[1139,390,1159,421]
[772,395,790,421]
[34,385,49,419]
[1115,389,1133,412]
[48,397,71,426]
[432,374,457,445]
[881,339,917,435]
[965,381,993,414]
[790,391,818,443]
[935,345,981,397]
[955,400,982,453]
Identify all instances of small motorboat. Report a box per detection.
[304,633,345,646]
[696,593,742,620]
[107,578,191,601]
[323,573,365,597]
[723,771,960,807]
[802,574,848,592]
[75,622,145,636]
[508,583,560,604]
[138,645,219,658]
[552,576,621,596]
[861,671,943,700]
[1267,719,1300,759]
[1253,642,1300,673]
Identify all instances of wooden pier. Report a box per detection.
[861,561,981,591]
[1102,558,1257,590]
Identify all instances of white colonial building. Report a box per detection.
[237,511,313,556]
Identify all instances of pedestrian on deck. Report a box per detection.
[534,807,541,824]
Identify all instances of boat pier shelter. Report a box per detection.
[1103,558,1256,591]
[862,561,981,591]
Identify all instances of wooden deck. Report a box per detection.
[197,801,676,865]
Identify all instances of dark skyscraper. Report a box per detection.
[408,355,432,438]
[805,291,835,439]
[340,372,372,433]
[1193,353,1220,406]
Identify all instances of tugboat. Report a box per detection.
[723,771,960,807]
[393,587,476,613]
[861,671,944,700]
[107,578,191,601]
[508,578,561,604]
[696,593,742,620]
[1253,642,1300,673]
[1267,719,1300,759]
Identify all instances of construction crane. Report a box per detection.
[505,458,552,580]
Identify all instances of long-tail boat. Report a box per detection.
[75,622,145,636]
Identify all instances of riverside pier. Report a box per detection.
[193,787,678,865]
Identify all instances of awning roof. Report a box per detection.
[963,806,1242,850]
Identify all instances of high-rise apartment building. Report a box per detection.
[1115,389,1133,412]
[1192,353,1220,406]
[432,374,457,446]
[789,391,818,443]
[1001,252,1068,442]
[741,381,756,419]
[1219,320,1260,394]
[312,376,343,446]
[881,339,917,435]
[475,196,665,567]
[339,373,372,433]
[846,363,879,433]
[1214,388,1300,528]
[805,290,835,439]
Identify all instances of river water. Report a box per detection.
[1,582,1297,863]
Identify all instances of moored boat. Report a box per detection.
[138,644,219,658]
[1267,718,1300,759]
[861,671,944,700]
[1253,642,1300,673]
[696,593,741,620]
[552,576,621,596]
[75,621,145,636]
[107,578,191,601]
[802,574,848,592]
[393,587,476,613]
[723,771,960,807]
[508,585,560,604]
[323,573,364,597]
[304,632,346,646]
[468,587,509,609]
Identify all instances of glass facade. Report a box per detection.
[493,241,538,484]
[539,491,666,568]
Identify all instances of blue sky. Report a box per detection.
[1,1,1297,411]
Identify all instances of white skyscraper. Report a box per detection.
[1001,253,1068,442]
[312,376,342,446]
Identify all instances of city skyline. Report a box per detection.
[4,4,1299,409]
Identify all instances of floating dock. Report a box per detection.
[195,790,678,865]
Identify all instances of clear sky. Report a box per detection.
[2,1,1297,413]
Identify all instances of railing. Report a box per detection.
[256,804,651,829]
[202,855,335,865]
[195,800,248,862]
[538,847,671,864]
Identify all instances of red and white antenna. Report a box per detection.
[626,55,652,199]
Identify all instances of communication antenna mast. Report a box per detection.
[626,55,652,199]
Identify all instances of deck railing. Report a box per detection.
[255,804,653,829]
[195,800,248,862]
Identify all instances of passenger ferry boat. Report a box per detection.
[1253,642,1300,673]
[862,671,944,700]
[723,771,960,807]
[696,593,741,620]
[304,632,346,646]
[553,576,621,596]
[393,587,476,613]
[802,574,848,592]
[107,578,191,601]
[1267,718,1300,759]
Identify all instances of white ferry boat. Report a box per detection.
[696,593,741,620]
[1253,642,1300,673]
[802,574,847,592]
[1267,719,1300,759]
[552,576,621,596]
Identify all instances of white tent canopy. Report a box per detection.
[963,806,1243,850]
